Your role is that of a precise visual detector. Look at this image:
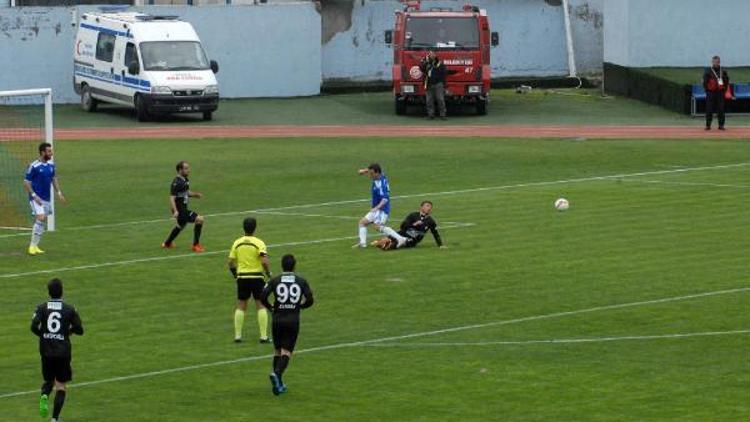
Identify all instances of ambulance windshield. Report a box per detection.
[141,41,210,71]
[404,17,479,50]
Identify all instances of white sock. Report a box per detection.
[358,225,368,246]
[31,220,44,247]
[380,226,406,246]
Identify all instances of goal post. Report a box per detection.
[0,88,55,232]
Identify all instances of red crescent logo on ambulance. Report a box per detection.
[409,66,422,80]
[76,40,82,55]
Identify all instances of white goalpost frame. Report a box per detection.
[0,88,55,231]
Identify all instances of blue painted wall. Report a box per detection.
[604,0,750,67]
[0,4,321,103]
[0,1,609,103]
[322,0,604,83]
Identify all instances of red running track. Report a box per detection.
[2,125,749,141]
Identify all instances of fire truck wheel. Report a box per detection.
[395,96,407,115]
[476,98,488,115]
[202,111,213,121]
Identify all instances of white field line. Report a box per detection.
[0,222,474,279]
[1,285,749,400]
[0,226,31,231]
[622,179,750,189]
[364,329,750,348]
[1,161,747,240]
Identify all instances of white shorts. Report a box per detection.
[29,200,53,217]
[364,209,389,226]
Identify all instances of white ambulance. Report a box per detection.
[73,12,219,121]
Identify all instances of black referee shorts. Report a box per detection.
[272,315,300,352]
[236,277,265,301]
[41,355,72,383]
[177,209,198,227]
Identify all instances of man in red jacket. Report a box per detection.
[703,55,730,131]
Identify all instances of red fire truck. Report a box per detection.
[386,1,499,115]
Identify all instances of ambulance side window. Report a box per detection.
[95,32,116,62]
[124,43,138,67]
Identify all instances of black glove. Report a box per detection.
[229,267,237,278]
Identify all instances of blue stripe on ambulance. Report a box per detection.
[75,64,151,92]
[79,22,133,38]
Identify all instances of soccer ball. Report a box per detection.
[554,198,569,211]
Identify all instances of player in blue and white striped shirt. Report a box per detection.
[354,163,403,248]
[23,143,66,255]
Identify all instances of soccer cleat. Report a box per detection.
[259,337,271,344]
[39,394,49,417]
[192,243,204,253]
[28,245,45,256]
[351,243,366,249]
[278,384,288,395]
[233,338,243,343]
[161,242,176,249]
[269,372,282,396]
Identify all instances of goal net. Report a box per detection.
[0,88,55,232]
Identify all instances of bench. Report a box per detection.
[691,83,750,116]
[690,84,706,116]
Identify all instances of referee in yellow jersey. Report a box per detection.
[228,217,272,344]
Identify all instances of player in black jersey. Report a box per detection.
[30,278,84,421]
[373,201,446,250]
[162,161,205,252]
[261,254,314,395]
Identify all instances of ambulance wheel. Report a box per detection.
[202,111,213,121]
[395,96,406,115]
[81,85,98,112]
[476,98,488,115]
[135,95,150,122]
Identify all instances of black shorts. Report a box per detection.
[41,356,72,383]
[272,315,300,352]
[177,209,198,227]
[237,277,265,301]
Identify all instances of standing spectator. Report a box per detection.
[703,55,730,131]
[420,51,447,120]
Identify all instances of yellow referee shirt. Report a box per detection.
[228,236,268,278]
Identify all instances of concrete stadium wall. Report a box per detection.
[604,0,750,68]
[321,0,604,84]
[0,4,321,103]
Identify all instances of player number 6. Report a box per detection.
[47,311,62,333]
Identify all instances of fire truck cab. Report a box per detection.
[386,1,499,115]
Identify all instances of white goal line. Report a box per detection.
[1,285,748,400]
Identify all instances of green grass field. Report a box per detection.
[52,89,750,128]
[2,136,750,421]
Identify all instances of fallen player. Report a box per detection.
[372,201,447,251]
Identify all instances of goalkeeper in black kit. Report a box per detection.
[261,254,314,396]
[372,201,446,250]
